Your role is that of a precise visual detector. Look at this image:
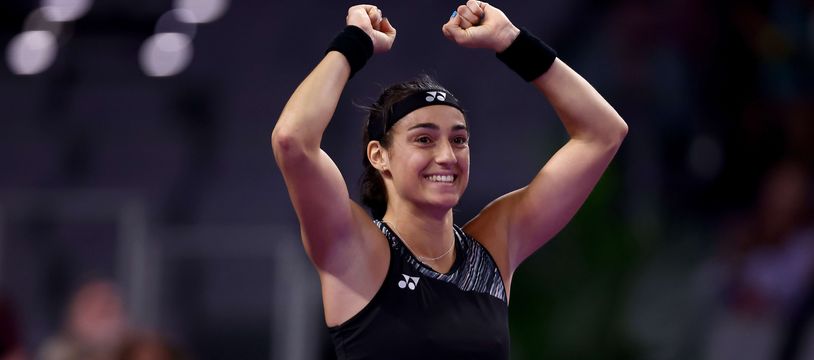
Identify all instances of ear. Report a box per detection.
[367,141,390,173]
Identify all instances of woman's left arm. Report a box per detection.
[445,1,628,274]
[505,59,628,270]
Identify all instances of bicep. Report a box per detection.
[275,147,368,266]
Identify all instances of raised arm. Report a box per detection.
[444,1,628,276]
[271,5,396,268]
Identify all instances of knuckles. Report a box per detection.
[345,2,506,51]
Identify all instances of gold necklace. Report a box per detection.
[381,220,455,262]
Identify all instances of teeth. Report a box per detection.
[425,175,454,183]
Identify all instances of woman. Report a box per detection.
[272,2,628,359]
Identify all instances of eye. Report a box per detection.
[415,135,432,144]
[452,136,468,145]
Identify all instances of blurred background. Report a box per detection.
[1,0,813,359]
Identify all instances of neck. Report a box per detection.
[382,204,455,260]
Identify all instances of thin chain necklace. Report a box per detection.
[381,220,455,262]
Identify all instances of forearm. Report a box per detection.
[272,51,351,155]
[532,59,628,145]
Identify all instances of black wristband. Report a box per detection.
[326,25,374,78]
[496,27,557,82]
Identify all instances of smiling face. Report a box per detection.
[369,104,470,215]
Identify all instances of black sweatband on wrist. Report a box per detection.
[496,27,557,82]
[325,25,374,78]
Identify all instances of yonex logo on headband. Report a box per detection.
[368,88,464,141]
[425,91,447,102]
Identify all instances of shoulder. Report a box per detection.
[463,192,516,264]
[316,204,389,272]
[317,213,392,327]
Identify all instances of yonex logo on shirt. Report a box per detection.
[398,274,420,290]
[425,91,446,102]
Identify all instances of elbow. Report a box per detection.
[271,124,309,163]
[270,127,293,153]
[615,118,629,144]
[604,113,628,148]
[593,116,628,152]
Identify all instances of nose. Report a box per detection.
[435,141,457,166]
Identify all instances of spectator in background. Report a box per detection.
[707,160,814,360]
[38,280,128,360]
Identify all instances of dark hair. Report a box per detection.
[360,75,458,219]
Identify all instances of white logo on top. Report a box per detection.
[425,91,447,102]
[398,274,420,290]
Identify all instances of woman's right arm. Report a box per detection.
[271,5,396,268]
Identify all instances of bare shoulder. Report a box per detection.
[315,202,391,327]
[464,188,523,249]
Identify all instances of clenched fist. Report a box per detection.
[346,4,397,54]
[441,1,519,52]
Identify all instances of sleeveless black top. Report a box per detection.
[327,220,509,360]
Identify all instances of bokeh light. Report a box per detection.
[6,30,58,75]
[155,9,198,39]
[24,7,64,38]
[139,32,193,77]
[173,0,229,24]
[40,0,93,22]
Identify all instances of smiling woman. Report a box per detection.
[271,2,627,359]
[361,76,470,221]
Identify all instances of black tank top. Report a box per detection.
[328,220,509,360]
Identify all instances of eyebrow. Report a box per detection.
[407,123,469,132]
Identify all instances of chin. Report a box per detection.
[423,193,462,210]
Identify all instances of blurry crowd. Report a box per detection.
[699,0,814,357]
[705,161,814,360]
[0,280,185,360]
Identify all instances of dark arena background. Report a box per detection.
[1,0,813,359]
